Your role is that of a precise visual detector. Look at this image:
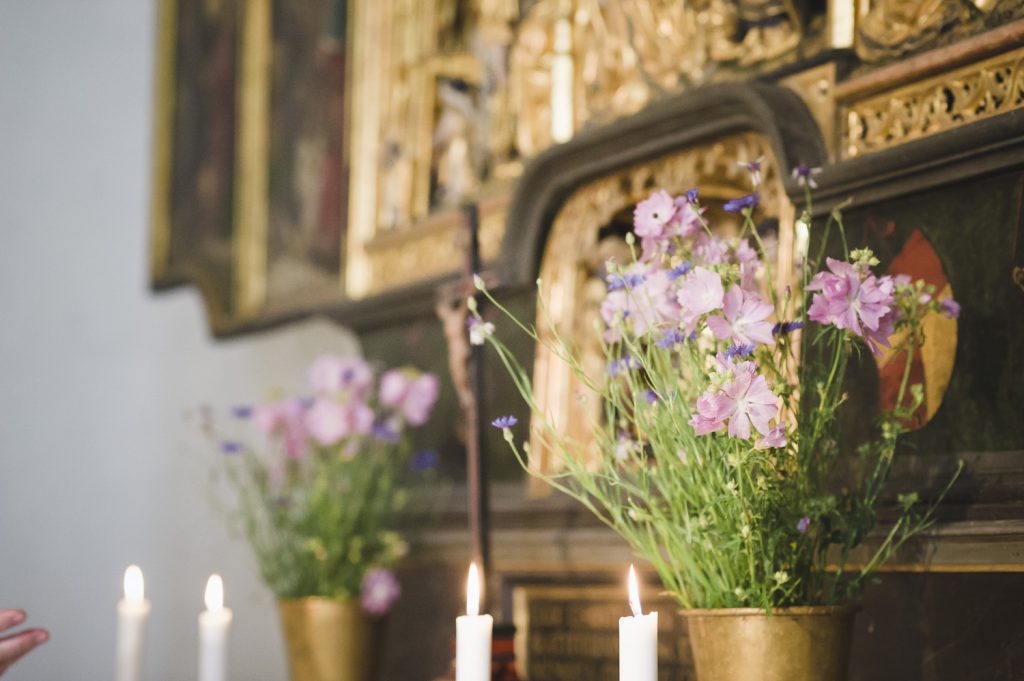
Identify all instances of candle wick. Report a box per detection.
[629,598,642,618]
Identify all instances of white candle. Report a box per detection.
[198,574,232,681]
[619,564,657,681]
[455,562,493,681]
[117,565,151,681]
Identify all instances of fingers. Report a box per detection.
[0,628,49,676]
[0,612,25,634]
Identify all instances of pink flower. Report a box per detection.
[706,286,775,347]
[694,233,730,265]
[380,370,440,426]
[601,267,680,340]
[633,190,676,240]
[308,355,373,398]
[304,398,374,447]
[755,425,787,450]
[734,239,761,290]
[676,266,724,332]
[691,363,780,440]
[600,289,629,343]
[632,269,681,336]
[254,401,308,459]
[669,198,702,239]
[689,393,729,435]
[361,568,401,615]
[807,258,896,354]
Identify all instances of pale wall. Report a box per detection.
[0,2,360,679]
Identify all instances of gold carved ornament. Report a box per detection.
[842,46,1024,158]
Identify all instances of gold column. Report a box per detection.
[233,0,271,318]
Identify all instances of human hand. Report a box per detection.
[0,610,48,677]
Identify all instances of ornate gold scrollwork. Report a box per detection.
[842,46,1024,158]
[528,133,792,492]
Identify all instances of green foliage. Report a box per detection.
[224,439,426,599]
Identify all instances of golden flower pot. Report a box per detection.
[278,598,373,681]
[681,605,858,681]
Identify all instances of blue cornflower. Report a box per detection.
[230,405,253,419]
[723,193,760,213]
[372,422,400,443]
[607,272,646,291]
[724,343,756,360]
[791,164,822,189]
[219,440,243,454]
[491,415,518,429]
[411,450,439,472]
[607,356,641,376]
[656,330,689,349]
[772,320,804,336]
[667,262,692,280]
[686,188,699,203]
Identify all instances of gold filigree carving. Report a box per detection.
[528,133,792,492]
[842,45,1024,158]
[856,0,972,63]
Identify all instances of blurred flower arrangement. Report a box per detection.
[213,355,440,615]
[472,170,961,611]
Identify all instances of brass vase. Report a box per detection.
[681,605,858,681]
[278,598,373,681]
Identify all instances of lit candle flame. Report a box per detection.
[124,565,145,603]
[204,574,224,612]
[466,562,482,617]
[628,564,642,617]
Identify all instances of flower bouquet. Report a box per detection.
[214,355,439,681]
[471,174,961,680]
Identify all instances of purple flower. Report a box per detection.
[940,296,961,319]
[643,390,660,405]
[772,320,804,336]
[667,262,692,280]
[607,356,641,376]
[738,156,765,186]
[792,164,822,189]
[633,190,677,240]
[686,188,699,203]
[219,440,243,454]
[308,355,373,398]
[491,415,518,429]
[755,425,787,450]
[796,516,811,534]
[676,266,725,332]
[723,192,760,213]
[807,258,896,355]
[361,568,401,616]
[656,329,690,349]
[606,272,645,291]
[372,421,401,443]
[230,405,253,419]
[706,285,776,347]
[723,343,756,360]
[380,370,440,426]
[411,449,439,472]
